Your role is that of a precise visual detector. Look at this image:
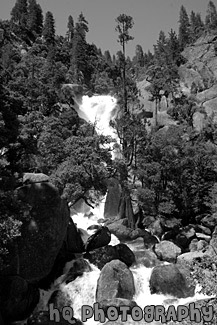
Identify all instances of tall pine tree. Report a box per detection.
[178,5,190,50]
[11,0,28,27]
[115,14,134,113]
[70,13,89,83]
[66,15,74,43]
[42,11,55,45]
[27,0,43,36]
[205,1,217,30]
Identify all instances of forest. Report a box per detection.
[1,0,217,279]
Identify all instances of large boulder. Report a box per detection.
[84,244,135,269]
[98,298,137,318]
[143,230,159,249]
[154,240,182,263]
[177,251,208,263]
[96,260,135,303]
[175,226,196,250]
[85,226,111,252]
[0,275,40,323]
[149,264,195,298]
[61,258,91,284]
[64,219,85,254]
[107,220,132,241]
[201,214,217,231]
[115,243,136,267]
[84,245,118,269]
[2,174,70,282]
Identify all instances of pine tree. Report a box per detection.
[178,5,190,50]
[70,13,89,83]
[27,0,43,36]
[115,14,134,113]
[104,50,112,65]
[42,11,55,45]
[167,29,180,62]
[135,44,144,67]
[205,1,217,30]
[190,11,204,42]
[11,0,28,27]
[66,15,74,42]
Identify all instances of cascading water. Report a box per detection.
[33,94,212,325]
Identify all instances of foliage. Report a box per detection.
[205,1,217,30]
[42,11,55,45]
[178,5,191,50]
[134,125,217,223]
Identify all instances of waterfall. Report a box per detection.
[28,94,213,325]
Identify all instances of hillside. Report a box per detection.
[137,32,217,131]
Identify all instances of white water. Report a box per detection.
[29,95,213,324]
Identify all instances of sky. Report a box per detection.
[0,0,213,58]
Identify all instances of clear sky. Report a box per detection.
[0,0,212,57]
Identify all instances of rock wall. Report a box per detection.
[137,33,217,131]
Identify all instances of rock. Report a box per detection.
[143,230,159,249]
[137,249,161,268]
[195,233,211,242]
[142,216,156,228]
[84,245,118,269]
[201,214,217,230]
[160,217,181,232]
[64,219,85,254]
[194,224,211,235]
[48,290,72,309]
[130,228,147,240]
[85,226,111,252]
[84,244,135,269]
[115,243,136,267]
[107,220,132,241]
[154,240,182,263]
[3,178,69,282]
[61,258,91,284]
[161,228,179,241]
[0,275,40,323]
[27,310,83,325]
[96,260,135,303]
[98,298,137,317]
[151,219,164,238]
[197,240,209,251]
[97,218,106,224]
[177,251,208,263]
[189,239,199,252]
[23,172,50,183]
[175,226,196,249]
[149,264,195,298]
[87,225,100,231]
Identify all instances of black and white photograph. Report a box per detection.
[0,0,217,324]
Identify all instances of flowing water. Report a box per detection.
[30,95,213,324]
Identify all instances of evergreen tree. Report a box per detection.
[115,14,134,113]
[135,44,144,67]
[42,11,55,45]
[190,11,204,41]
[27,0,43,36]
[66,15,74,42]
[167,29,181,65]
[178,5,190,50]
[70,13,89,83]
[11,0,28,27]
[205,1,217,30]
[104,50,112,65]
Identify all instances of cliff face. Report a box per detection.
[138,33,217,131]
[180,33,217,130]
